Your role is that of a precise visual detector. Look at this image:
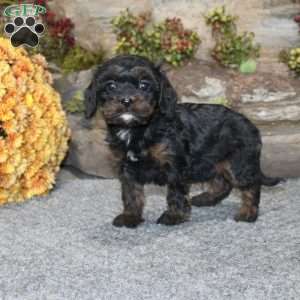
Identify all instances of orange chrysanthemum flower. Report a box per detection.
[0,37,70,204]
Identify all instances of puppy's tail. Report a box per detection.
[260,172,285,186]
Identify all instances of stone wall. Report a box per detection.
[52,0,299,72]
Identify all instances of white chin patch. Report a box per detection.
[120,113,135,123]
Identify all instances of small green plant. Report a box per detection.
[212,32,260,68]
[61,45,104,74]
[239,59,257,74]
[112,9,152,58]
[112,9,200,66]
[280,47,300,75]
[205,6,260,70]
[30,35,104,74]
[63,91,85,113]
[209,97,231,107]
[151,18,200,66]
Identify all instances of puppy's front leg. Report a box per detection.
[113,175,145,228]
[157,183,191,226]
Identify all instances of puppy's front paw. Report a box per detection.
[113,214,144,228]
[156,211,189,226]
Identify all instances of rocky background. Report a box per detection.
[51,0,300,178]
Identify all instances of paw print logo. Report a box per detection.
[4,16,45,47]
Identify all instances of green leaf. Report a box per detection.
[239,59,257,74]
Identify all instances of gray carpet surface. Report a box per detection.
[0,178,299,300]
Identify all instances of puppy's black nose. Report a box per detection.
[120,97,132,107]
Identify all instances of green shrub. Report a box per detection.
[29,33,69,67]
[205,5,237,37]
[209,97,231,107]
[206,6,260,69]
[239,59,257,74]
[63,91,85,114]
[61,45,104,74]
[112,10,151,57]
[280,47,300,75]
[112,9,200,66]
[212,32,260,68]
[30,36,104,74]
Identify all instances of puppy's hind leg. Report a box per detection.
[157,183,191,226]
[191,175,232,207]
[235,184,261,222]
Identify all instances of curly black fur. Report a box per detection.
[85,55,282,228]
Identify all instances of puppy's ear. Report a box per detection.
[84,75,102,119]
[158,70,177,118]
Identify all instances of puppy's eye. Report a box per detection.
[139,80,150,91]
[106,81,117,91]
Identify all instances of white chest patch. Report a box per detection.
[117,129,131,146]
[127,150,139,162]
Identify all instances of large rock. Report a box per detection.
[54,69,107,129]
[63,114,117,178]
[181,77,227,103]
[171,60,300,123]
[53,69,116,178]
[261,125,300,178]
[53,68,94,103]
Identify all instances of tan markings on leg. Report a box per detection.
[191,175,232,207]
[149,143,172,166]
[216,160,238,186]
[207,176,223,193]
[235,186,260,222]
[238,205,258,219]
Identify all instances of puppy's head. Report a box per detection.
[84,55,177,127]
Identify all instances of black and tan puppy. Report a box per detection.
[85,55,281,228]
